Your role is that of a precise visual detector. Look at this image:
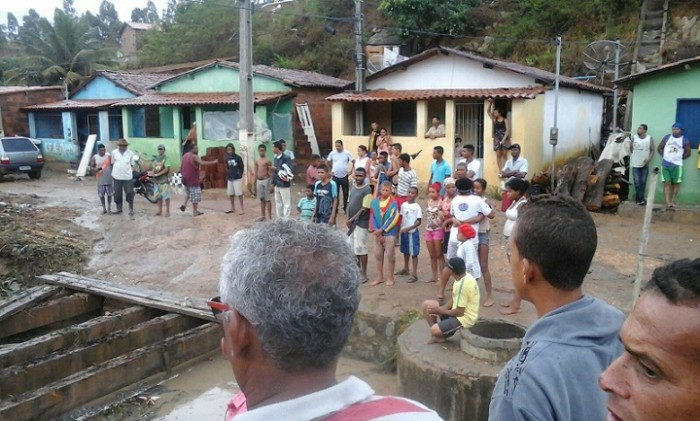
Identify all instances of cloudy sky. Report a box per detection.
[0,0,170,26]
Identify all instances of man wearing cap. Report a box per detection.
[657,123,691,209]
[271,140,293,218]
[149,145,171,217]
[110,138,136,216]
[499,143,528,212]
[422,256,480,344]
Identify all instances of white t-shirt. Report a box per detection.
[355,156,370,171]
[502,157,529,181]
[110,149,135,181]
[630,134,653,168]
[450,195,492,245]
[327,150,354,178]
[456,240,482,279]
[503,198,528,237]
[467,159,481,180]
[400,202,422,232]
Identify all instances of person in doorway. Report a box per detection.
[182,122,197,155]
[90,143,113,214]
[369,121,381,151]
[327,140,354,214]
[424,116,446,139]
[424,183,445,284]
[253,144,273,222]
[224,143,245,215]
[212,219,443,420]
[599,257,700,421]
[473,178,494,307]
[487,98,511,171]
[270,140,293,218]
[369,181,400,286]
[630,124,654,205]
[312,164,338,225]
[149,144,171,217]
[499,144,528,212]
[180,144,217,217]
[499,178,530,316]
[297,185,316,222]
[346,167,373,284]
[429,146,451,194]
[657,122,691,209]
[422,256,480,344]
[396,187,422,283]
[453,137,464,168]
[488,195,625,421]
[110,138,136,216]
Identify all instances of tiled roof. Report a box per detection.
[130,57,238,74]
[614,55,700,85]
[0,86,63,95]
[366,46,611,94]
[97,70,170,95]
[113,91,295,107]
[326,87,546,102]
[22,99,117,110]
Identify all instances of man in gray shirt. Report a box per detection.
[327,139,354,214]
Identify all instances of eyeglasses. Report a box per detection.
[207,296,231,321]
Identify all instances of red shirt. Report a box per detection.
[306,165,319,185]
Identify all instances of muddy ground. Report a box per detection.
[1,169,698,417]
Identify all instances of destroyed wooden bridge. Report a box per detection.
[0,272,221,421]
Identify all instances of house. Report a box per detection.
[327,46,610,187]
[0,86,64,138]
[118,22,153,57]
[616,55,700,205]
[23,71,169,163]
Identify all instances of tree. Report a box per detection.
[63,0,77,18]
[6,9,115,87]
[131,1,160,24]
[6,13,19,42]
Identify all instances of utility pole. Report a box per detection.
[239,0,255,192]
[612,38,621,131]
[354,0,365,135]
[550,36,562,193]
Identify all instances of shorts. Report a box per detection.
[400,230,420,257]
[442,230,451,254]
[395,195,408,210]
[446,240,460,259]
[661,165,683,184]
[98,184,114,197]
[478,231,490,246]
[256,178,271,201]
[437,316,463,338]
[187,186,202,203]
[424,229,445,242]
[228,178,243,196]
[374,234,396,262]
[153,182,170,202]
[347,226,369,256]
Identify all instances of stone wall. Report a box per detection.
[343,310,398,366]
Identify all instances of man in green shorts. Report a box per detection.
[657,123,691,209]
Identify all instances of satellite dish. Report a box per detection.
[583,40,630,74]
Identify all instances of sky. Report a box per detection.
[0,0,170,26]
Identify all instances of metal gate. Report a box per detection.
[454,102,485,158]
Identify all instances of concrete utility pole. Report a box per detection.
[550,36,562,193]
[354,0,365,135]
[239,0,255,192]
[611,38,621,131]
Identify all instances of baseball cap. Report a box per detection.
[157,144,166,150]
[672,122,683,130]
[446,257,466,275]
[458,224,476,240]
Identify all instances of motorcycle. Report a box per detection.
[131,155,158,203]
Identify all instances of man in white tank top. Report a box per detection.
[630,124,654,205]
[657,123,691,209]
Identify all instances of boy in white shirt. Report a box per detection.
[447,178,493,259]
[396,187,422,283]
[438,223,481,300]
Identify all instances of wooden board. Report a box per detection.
[0,285,61,323]
[0,323,220,421]
[37,272,215,322]
[76,134,98,177]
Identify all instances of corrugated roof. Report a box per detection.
[23,99,117,111]
[327,87,546,102]
[113,91,295,107]
[366,46,611,94]
[614,55,700,86]
[154,60,350,89]
[0,86,63,95]
[130,57,238,74]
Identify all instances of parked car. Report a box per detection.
[0,137,44,179]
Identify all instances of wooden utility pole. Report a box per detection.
[354,0,365,135]
[239,0,255,192]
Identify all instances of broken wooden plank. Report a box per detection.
[0,313,203,398]
[0,306,161,370]
[0,323,221,421]
[37,272,215,322]
[0,293,104,340]
[0,286,62,323]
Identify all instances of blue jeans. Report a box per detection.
[633,166,648,203]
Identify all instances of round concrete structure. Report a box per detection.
[460,319,526,363]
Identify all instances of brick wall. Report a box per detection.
[1,88,64,137]
[291,87,342,163]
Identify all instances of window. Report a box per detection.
[35,113,63,139]
[390,101,416,136]
[130,107,168,138]
[203,110,240,140]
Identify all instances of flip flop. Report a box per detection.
[394,269,410,276]
[194,211,204,217]
[408,275,418,283]
[225,210,234,214]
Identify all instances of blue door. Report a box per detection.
[676,99,700,149]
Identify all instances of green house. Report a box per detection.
[617,55,700,205]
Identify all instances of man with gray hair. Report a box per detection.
[211,220,443,420]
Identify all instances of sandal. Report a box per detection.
[194,211,204,217]
[394,269,410,276]
[407,275,418,283]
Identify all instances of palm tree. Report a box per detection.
[6,10,115,87]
